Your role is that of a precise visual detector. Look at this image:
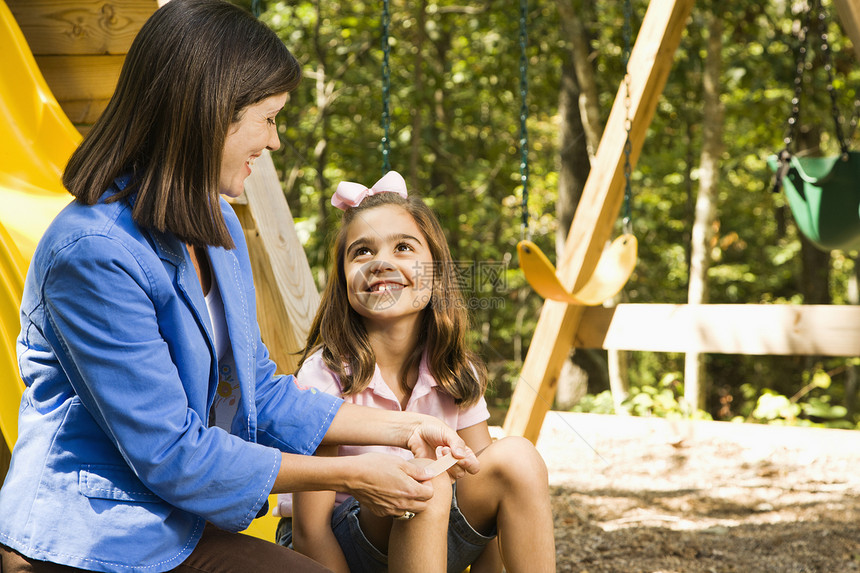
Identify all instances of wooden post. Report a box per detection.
[833,0,860,63]
[233,153,320,541]
[503,0,695,443]
[236,151,320,375]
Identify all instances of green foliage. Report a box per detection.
[746,390,855,428]
[735,367,860,429]
[573,373,713,420]
[751,392,802,423]
[260,0,561,380]
[571,390,617,416]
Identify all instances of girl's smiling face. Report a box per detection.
[343,204,435,326]
[219,92,287,197]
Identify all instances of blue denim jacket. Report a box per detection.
[0,178,342,572]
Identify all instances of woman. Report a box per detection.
[0,2,477,572]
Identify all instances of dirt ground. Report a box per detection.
[522,412,860,572]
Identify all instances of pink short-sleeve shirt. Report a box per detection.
[274,350,490,516]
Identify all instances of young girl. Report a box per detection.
[275,171,556,572]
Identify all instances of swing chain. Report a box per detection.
[621,0,633,235]
[777,0,810,176]
[381,0,392,174]
[251,0,262,18]
[849,96,860,141]
[518,0,530,239]
[817,6,850,158]
[781,0,848,162]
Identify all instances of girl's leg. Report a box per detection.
[388,469,452,573]
[357,460,452,573]
[454,436,555,573]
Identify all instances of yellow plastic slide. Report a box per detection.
[0,0,79,451]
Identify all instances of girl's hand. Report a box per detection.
[344,453,436,517]
[404,415,480,480]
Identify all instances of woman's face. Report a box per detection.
[220,92,287,197]
[343,204,435,327]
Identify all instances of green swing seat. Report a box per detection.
[766,0,860,253]
[768,151,860,252]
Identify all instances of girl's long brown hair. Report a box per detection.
[299,193,488,407]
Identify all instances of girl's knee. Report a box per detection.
[412,458,453,515]
[432,469,454,499]
[482,436,548,485]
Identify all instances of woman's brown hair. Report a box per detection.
[299,192,489,407]
[63,0,301,248]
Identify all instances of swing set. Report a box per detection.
[516,0,638,307]
[520,0,860,303]
[368,0,860,441]
[768,0,860,252]
[503,0,860,442]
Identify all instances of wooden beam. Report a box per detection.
[237,151,320,375]
[503,0,695,442]
[7,1,153,131]
[6,0,154,56]
[36,54,123,102]
[833,0,860,63]
[59,98,111,124]
[576,304,860,356]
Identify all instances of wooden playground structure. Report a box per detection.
[1,0,860,538]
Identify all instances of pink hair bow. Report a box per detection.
[331,170,408,210]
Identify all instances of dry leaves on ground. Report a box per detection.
[529,412,860,573]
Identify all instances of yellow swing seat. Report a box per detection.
[517,233,637,305]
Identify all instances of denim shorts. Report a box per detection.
[276,483,496,573]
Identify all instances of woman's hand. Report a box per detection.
[320,403,481,480]
[343,453,436,517]
[404,414,480,480]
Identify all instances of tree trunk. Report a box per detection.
[556,53,591,257]
[685,9,723,413]
[554,20,597,411]
[409,0,426,191]
[795,126,831,305]
[514,288,528,366]
[556,0,633,410]
[846,256,859,417]
[312,40,330,283]
[556,0,602,159]
[428,29,460,250]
